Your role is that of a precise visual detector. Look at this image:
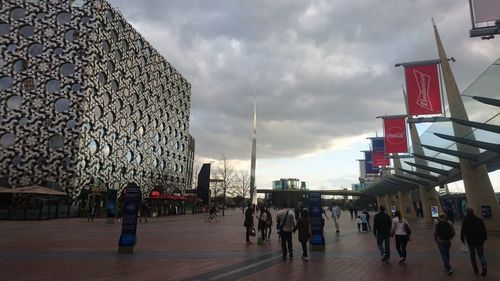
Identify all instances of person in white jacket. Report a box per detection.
[390,210,411,264]
[331,202,341,233]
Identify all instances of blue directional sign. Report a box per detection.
[309,192,325,248]
[118,183,141,252]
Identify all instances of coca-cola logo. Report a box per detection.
[386,127,405,145]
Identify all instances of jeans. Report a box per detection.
[437,242,451,270]
[281,231,293,257]
[468,244,487,272]
[395,235,409,259]
[333,217,339,231]
[377,234,390,259]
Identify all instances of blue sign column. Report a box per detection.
[308,192,325,250]
[118,183,141,254]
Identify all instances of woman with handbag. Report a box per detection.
[294,209,312,261]
[390,210,411,264]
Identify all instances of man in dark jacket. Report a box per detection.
[461,208,488,276]
[244,203,254,243]
[373,206,392,262]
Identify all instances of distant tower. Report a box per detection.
[250,101,257,205]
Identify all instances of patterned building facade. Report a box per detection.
[0,0,194,199]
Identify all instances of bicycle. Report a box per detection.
[204,213,221,222]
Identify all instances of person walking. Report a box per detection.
[294,209,312,261]
[348,200,354,220]
[257,206,267,244]
[87,202,96,222]
[276,203,296,260]
[139,201,150,222]
[362,209,371,231]
[360,212,368,232]
[265,207,273,240]
[461,208,488,276]
[434,213,456,275]
[390,210,411,264]
[331,202,341,233]
[244,203,254,244]
[373,206,392,263]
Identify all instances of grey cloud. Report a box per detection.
[109,0,500,161]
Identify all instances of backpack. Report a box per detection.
[436,220,452,240]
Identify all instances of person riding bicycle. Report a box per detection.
[209,205,217,216]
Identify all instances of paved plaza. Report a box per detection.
[0,209,499,281]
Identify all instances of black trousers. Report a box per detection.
[301,241,308,257]
[281,231,293,257]
[395,235,409,259]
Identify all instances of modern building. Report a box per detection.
[272,178,306,190]
[0,0,194,201]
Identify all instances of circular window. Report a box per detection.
[93,105,102,119]
[106,61,114,72]
[163,135,168,145]
[111,80,119,93]
[0,133,16,148]
[114,99,122,110]
[26,43,41,56]
[110,30,118,42]
[106,112,114,123]
[138,126,144,136]
[54,98,71,112]
[14,59,27,73]
[101,40,110,53]
[126,151,133,162]
[82,16,90,24]
[46,80,61,93]
[67,119,76,129]
[19,117,29,126]
[102,144,111,157]
[121,40,128,51]
[135,109,142,119]
[125,104,132,116]
[0,76,13,90]
[132,93,139,103]
[65,29,78,42]
[56,12,71,24]
[63,157,71,169]
[36,12,47,20]
[155,133,160,142]
[106,9,114,22]
[89,140,98,154]
[60,63,75,77]
[12,155,22,166]
[98,72,107,85]
[136,153,142,164]
[0,23,11,36]
[20,25,35,38]
[54,47,64,56]
[114,50,122,61]
[72,84,81,92]
[128,122,136,133]
[7,95,23,110]
[48,134,64,149]
[103,92,111,105]
[153,158,158,167]
[7,43,16,53]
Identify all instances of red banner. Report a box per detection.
[372,149,390,166]
[384,117,408,153]
[405,64,442,115]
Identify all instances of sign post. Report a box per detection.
[308,192,325,251]
[118,183,141,254]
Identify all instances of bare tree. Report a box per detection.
[231,169,250,204]
[213,156,235,216]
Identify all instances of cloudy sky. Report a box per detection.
[108,0,500,191]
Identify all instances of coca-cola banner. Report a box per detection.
[405,64,442,116]
[383,117,408,153]
[371,137,390,166]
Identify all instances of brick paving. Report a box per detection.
[0,209,499,281]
